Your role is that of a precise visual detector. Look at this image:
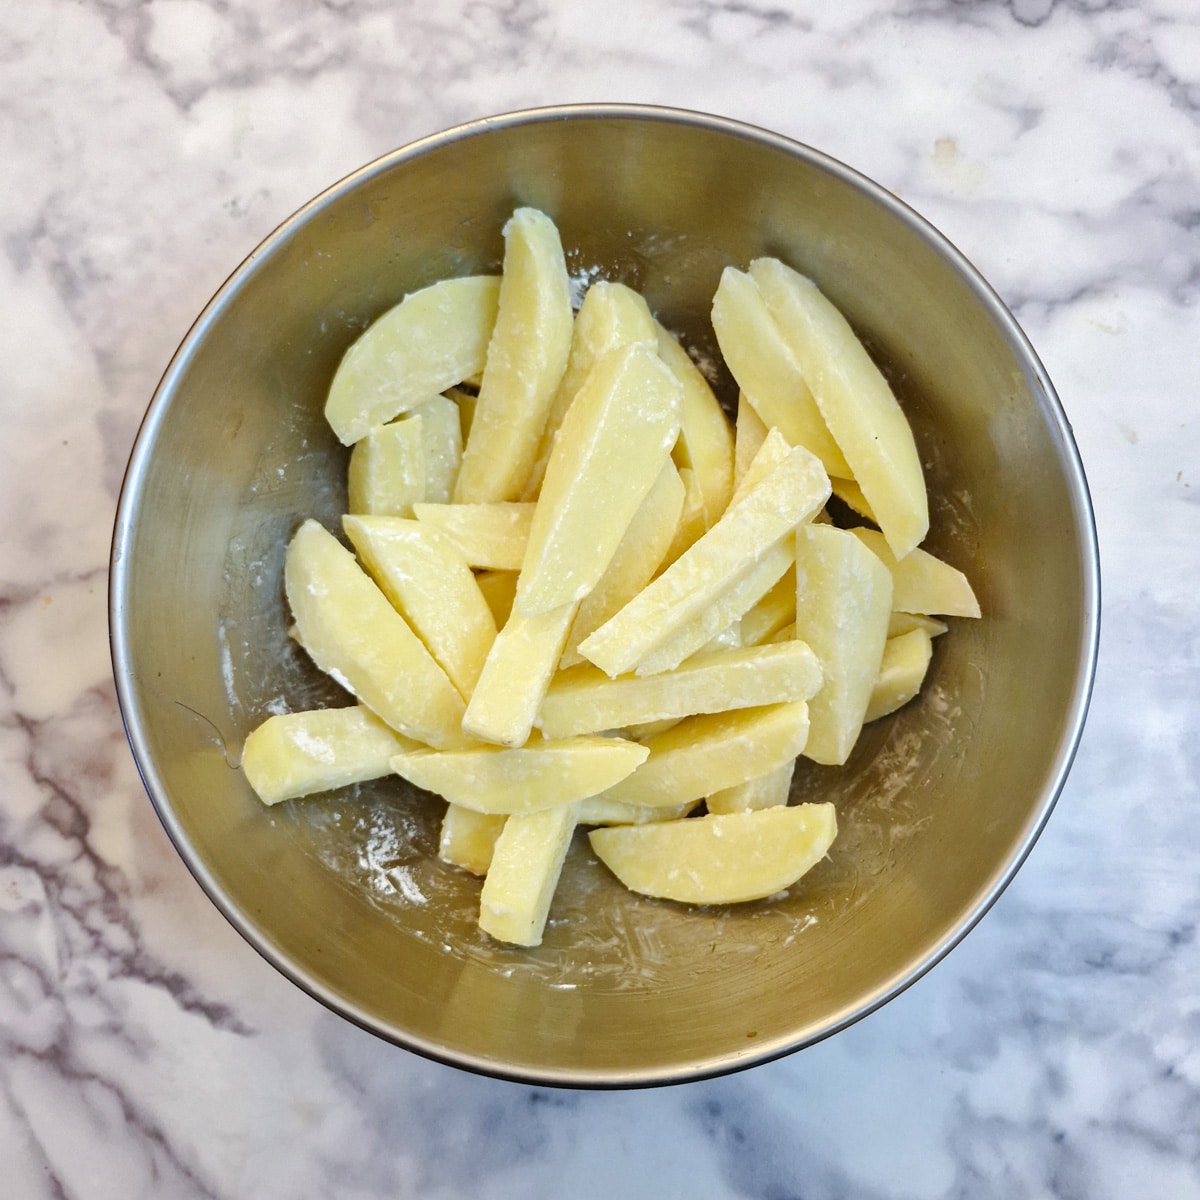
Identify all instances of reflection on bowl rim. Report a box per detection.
[109,102,1102,1088]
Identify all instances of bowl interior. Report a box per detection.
[111,107,1098,1085]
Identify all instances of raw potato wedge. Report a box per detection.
[455,208,573,503]
[576,797,699,826]
[516,342,683,615]
[479,803,580,946]
[888,611,948,639]
[346,416,425,516]
[579,444,830,678]
[655,322,735,526]
[525,281,658,497]
[537,641,823,739]
[475,569,518,627]
[662,466,708,565]
[326,275,501,445]
[794,524,893,766]
[413,393,464,504]
[750,258,928,559]
[462,600,579,747]
[589,803,837,905]
[633,536,795,676]
[705,759,795,815]
[848,528,981,618]
[559,461,685,669]
[439,805,506,876]
[596,701,811,809]
[390,737,647,815]
[284,520,466,747]
[866,627,935,722]
[242,706,419,805]
[413,502,533,570]
[830,475,877,524]
[738,565,797,647]
[711,267,850,477]
[343,515,497,698]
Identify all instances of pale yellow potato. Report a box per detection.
[390,736,647,815]
[559,460,685,669]
[731,426,792,502]
[413,393,464,504]
[346,415,425,517]
[412,501,533,570]
[537,641,822,739]
[575,797,699,825]
[343,515,497,698]
[516,342,683,615]
[461,600,579,747]
[888,611,949,638]
[633,536,795,676]
[474,569,518,628]
[524,280,658,497]
[284,520,466,747]
[455,208,573,503]
[734,391,770,487]
[579,444,829,678]
[589,802,837,905]
[595,701,811,809]
[445,385,478,440]
[661,466,708,565]
[866,628,934,723]
[711,266,850,477]
[655,322,735,526]
[479,803,579,946]
[794,524,893,766]
[439,805,506,876]
[738,565,797,647]
[705,759,795,815]
[848,528,981,617]
[750,258,928,559]
[326,275,501,445]
[242,706,419,806]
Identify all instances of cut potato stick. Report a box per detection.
[343,515,497,698]
[595,701,811,809]
[633,536,795,676]
[462,600,579,747]
[242,706,419,805]
[413,393,464,504]
[576,797,699,826]
[750,258,928,559]
[579,445,830,677]
[655,322,735,525]
[525,280,658,497]
[413,501,532,571]
[517,342,682,615]
[560,460,685,669]
[794,524,893,766]
[705,759,795,815]
[661,466,708,565]
[711,266,851,477]
[866,628,935,723]
[537,641,822,739]
[439,805,506,876]
[326,275,501,445]
[738,565,797,647]
[285,520,466,747]
[390,736,648,815]
[848,528,981,617]
[455,208,573,503]
[888,611,948,639]
[479,803,579,946]
[589,803,837,905]
[347,416,425,516]
[830,475,877,524]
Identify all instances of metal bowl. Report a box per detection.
[110,105,1100,1086]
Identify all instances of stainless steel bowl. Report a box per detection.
[110,104,1100,1086]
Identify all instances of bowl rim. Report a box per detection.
[109,101,1102,1089]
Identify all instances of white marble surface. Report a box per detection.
[2,0,1197,1195]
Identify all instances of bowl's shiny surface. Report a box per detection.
[110,105,1099,1086]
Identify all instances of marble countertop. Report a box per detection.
[3,1,1198,1196]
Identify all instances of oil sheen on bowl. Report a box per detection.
[109,104,1100,1087]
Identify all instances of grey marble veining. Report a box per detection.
[1,1,1198,1196]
